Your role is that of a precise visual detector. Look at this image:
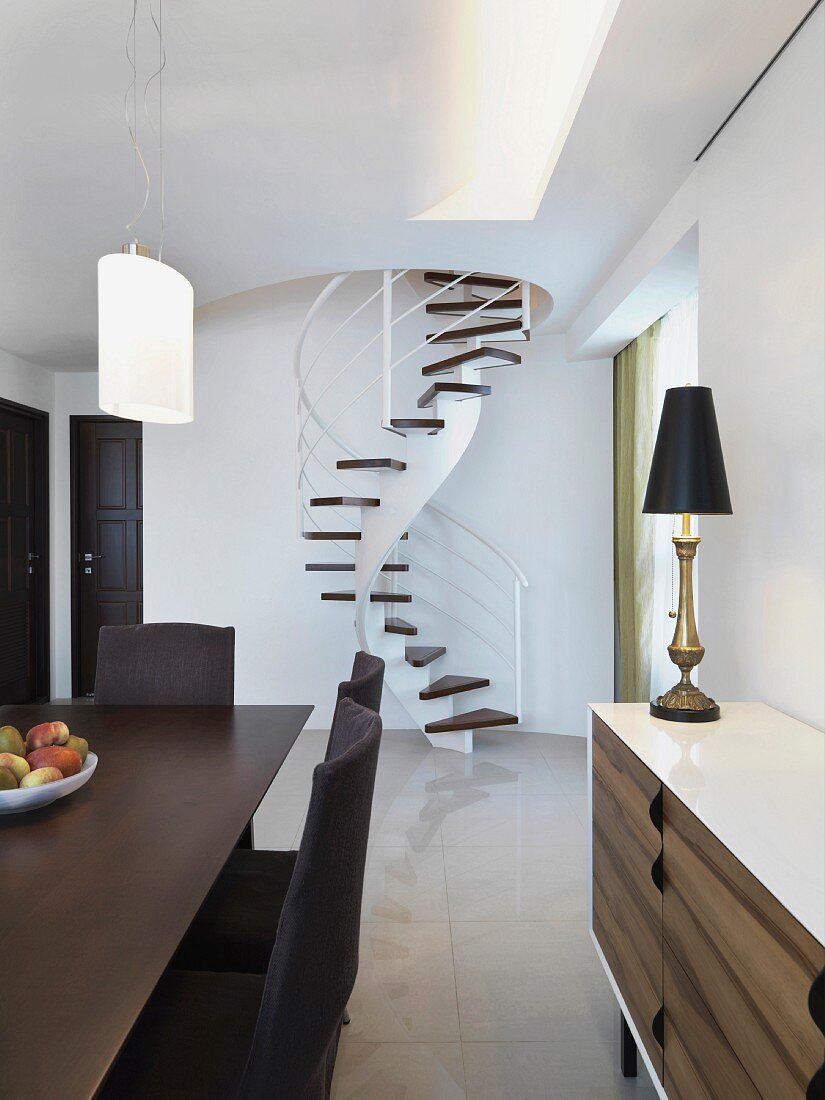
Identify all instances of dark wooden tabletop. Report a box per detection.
[0,703,313,1100]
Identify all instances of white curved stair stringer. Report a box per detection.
[354,394,482,742]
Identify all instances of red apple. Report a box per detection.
[26,746,82,779]
[25,721,70,752]
[20,767,63,788]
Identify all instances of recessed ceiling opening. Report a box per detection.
[414,0,622,221]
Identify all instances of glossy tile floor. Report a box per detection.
[254,729,657,1100]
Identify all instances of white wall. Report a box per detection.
[697,7,825,730]
[0,349,100,697]
[435,333,613,734]
[143,274,613,732]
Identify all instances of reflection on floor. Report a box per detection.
[254,729,657,1100]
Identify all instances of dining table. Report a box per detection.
[0,702,313,1100]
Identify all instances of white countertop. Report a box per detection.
[589,702,825,945]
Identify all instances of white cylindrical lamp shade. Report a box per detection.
[98,253,194,423]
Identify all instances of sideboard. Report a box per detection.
[588,702,825,1099]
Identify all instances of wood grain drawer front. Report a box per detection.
[664,940,762,1100]
[664,790,825,1099]
[592,717,664,1079]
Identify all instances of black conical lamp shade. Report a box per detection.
[643,386,732,515]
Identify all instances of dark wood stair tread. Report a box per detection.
[422,347,521,376]
[309,496,380,508]
[337,458,406,472]
[387,419,445,435]
[385,617,417,636]
[321,591,412,603]
[420,675,490,700]
[424,272,518,290]
[305,562,408,572]
[424,708,518,733]
[303,531,361,541]
[405,645,446,667]
[428,319,526,343]
[426,298,522,314]
[418,382,491,408]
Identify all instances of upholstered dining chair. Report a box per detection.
[94,622,235,704]
[335,650,384,717]
[171,650,385,974]
[99,698,382,1100]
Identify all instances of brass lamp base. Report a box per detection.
[650,697,720,723]
[651,517,721,724]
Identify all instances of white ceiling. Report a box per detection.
[0,0,811,369]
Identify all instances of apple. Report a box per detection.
[0,766,17,791]
[0,725,25,757]
[0,752,29,783]
[26,746,82,779]
[25,721,70,752]
[20,767,64,788]
[64,734,89,763]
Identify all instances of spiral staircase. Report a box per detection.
[295,269,540,753]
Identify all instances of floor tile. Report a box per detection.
[373,752,437,801]
[542,756,588,794]
[462,1040,656,1099]
[347,923,460,1042]
[332,1042,466,1099]
[444,846,587,922]
[432,753,563,796]
[451,922,615,1042]
[253,791,311,849]
[369,794,445,850]
[440,794,586,849]
[362,846,449,923]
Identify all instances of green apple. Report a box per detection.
[20,767,63,788]
[0,752,29,783]
[0,725,25,757]
[0,766,17,791]
[64,734,89,763]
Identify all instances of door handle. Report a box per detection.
[80,553,104,562]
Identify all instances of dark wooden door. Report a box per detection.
[0,401,49,703]
[73,418,143,696]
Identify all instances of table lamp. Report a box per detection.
[643,385,732,722]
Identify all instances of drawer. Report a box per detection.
[664,940,761,1099]
[664,790,825,1099]
[592,717,664,1079]
[592,715,662,859]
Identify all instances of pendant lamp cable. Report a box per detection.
[145,0,166,260]
[124,0,150,244]
[124,0,166,258]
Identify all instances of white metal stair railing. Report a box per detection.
[294,269,529,753]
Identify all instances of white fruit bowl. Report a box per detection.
[0,752,98,815]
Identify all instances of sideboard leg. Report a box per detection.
[621,1012,638,1077]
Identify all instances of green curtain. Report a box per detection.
[613,320,661,702]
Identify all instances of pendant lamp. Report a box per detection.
[98,1,193,424]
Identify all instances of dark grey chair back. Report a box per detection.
[238,697,381,1100]
[94,623,235,705]
[337,650,384,714]
[325,651,383,761]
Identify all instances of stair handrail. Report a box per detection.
[297,275,523,486]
